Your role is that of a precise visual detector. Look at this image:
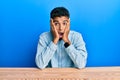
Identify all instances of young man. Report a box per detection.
[35,7,87,69]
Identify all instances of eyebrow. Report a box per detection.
[53,20,58,23]
[63,20,68,23]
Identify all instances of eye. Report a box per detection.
[63,22,67,26]
[54,22,59,26]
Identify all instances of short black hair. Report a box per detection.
[50,7,70,19]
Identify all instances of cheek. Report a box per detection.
[56,27,59,31]
[56,27,59,30]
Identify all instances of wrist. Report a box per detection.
[64,39,71,45]
[63,38,70,43]
[64,42,70,48]
[53,39,59,44]
[64,40,71,48]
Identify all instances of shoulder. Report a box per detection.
[39,31,50,36]
[69,31,85,44]
[69,30,82,37]
[39,31,52,39]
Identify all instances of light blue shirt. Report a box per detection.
[35,31,87,69]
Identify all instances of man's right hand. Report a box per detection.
[50,19,59,44]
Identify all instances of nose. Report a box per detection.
[59,24,63,30]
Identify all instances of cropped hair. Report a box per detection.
[50,7,70,19]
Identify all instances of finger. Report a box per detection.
[50,19,53,31]
[51,18,54,24]
[51,18,56,29]
[50,19,55,32]
[66,21,70,31]
[67,19,70,28]
[51,19,58,34]
[50,18,53,26]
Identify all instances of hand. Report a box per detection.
[62,19,71,44]
[50,18,59,44]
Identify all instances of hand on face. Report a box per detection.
[62,19,70,43]
[50,19,59,44]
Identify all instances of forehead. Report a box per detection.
[53,16,69,22]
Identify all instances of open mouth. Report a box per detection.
[59,33,64,38]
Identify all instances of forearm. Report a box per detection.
[36,41,57,69]
[65,44,87,68]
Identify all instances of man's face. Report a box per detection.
[52,16,70,38]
